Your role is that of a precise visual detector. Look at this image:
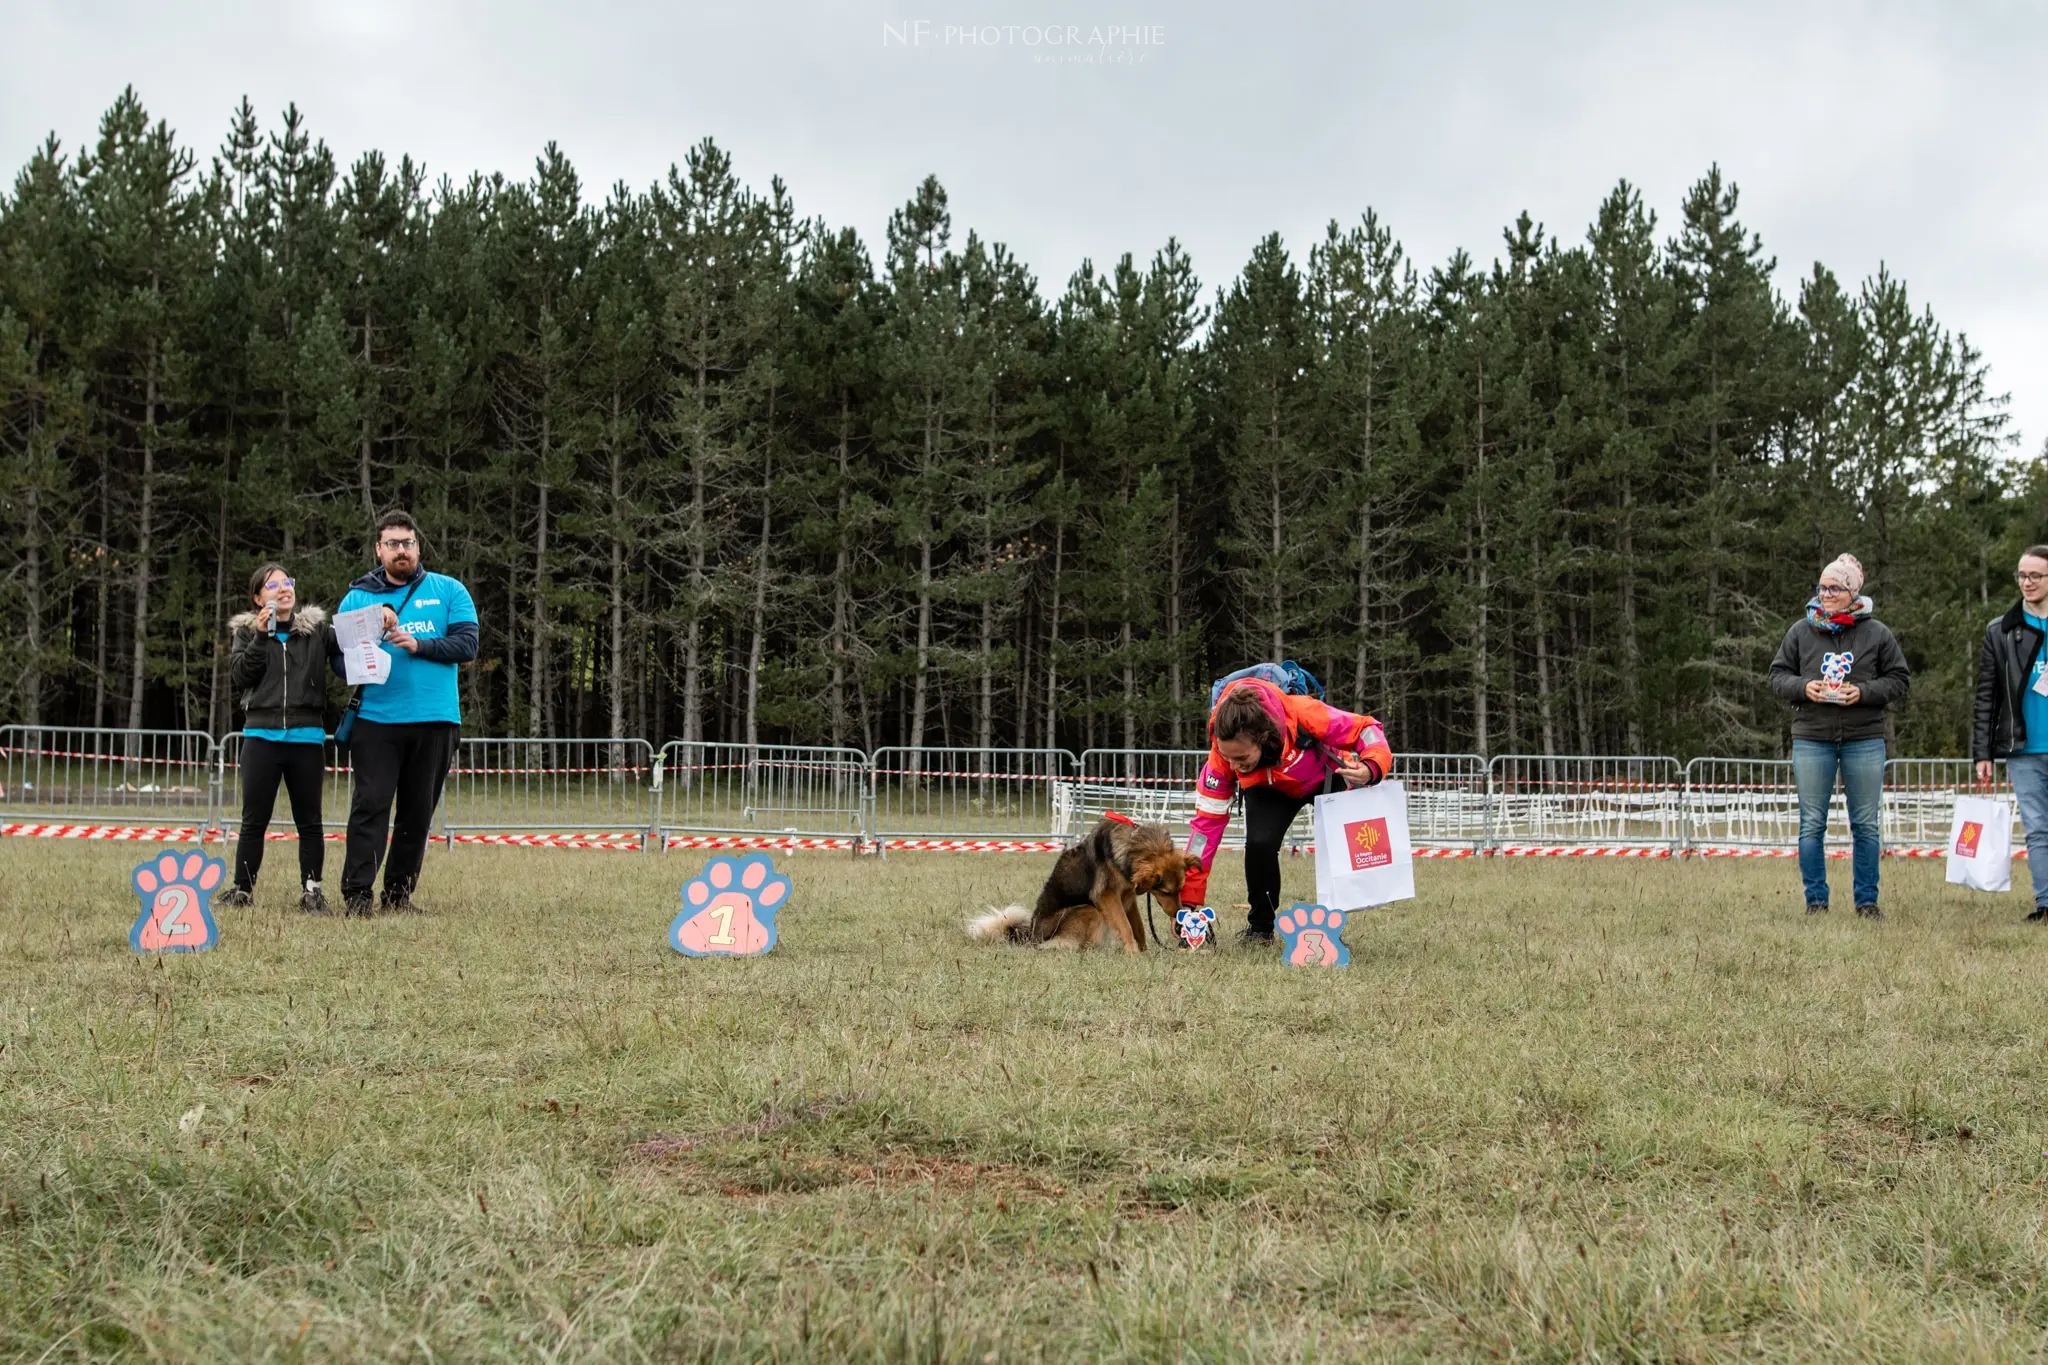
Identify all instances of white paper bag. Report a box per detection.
[1945,794,2013,893]
[1313,780,1416,910]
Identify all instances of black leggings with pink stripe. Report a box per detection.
[1239,773,1343,934]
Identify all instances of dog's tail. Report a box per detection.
[966,904,1033,944]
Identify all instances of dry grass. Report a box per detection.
[5,839,2048,1361]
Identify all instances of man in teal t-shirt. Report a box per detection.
[336,509,479,916]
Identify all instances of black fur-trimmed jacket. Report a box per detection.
[1973,602,2048,761]
[228,606,339,731]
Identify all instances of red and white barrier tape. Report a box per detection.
[2,822,2015,861]
[663,835,861,851]
[451,832,646,851]
[874,838,1069,853]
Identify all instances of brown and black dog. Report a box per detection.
[967,815,1201,952]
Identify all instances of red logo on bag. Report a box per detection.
[1345,817,1393,871]
[1955,821,1984,858]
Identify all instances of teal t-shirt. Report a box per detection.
[247,627,324,743]
[336,570,476,725]
[2022,611,2048,754]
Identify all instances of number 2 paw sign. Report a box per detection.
[1275,903,1350,968]
[670,853,790,957]
[129,850,226,954]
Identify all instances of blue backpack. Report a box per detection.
[1208,660,1325,712]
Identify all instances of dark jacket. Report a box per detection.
[1768,611,1910,742]
[228,605,339,731]
[1972,602,2047,761]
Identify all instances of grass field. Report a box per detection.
[6,841,2048,1362]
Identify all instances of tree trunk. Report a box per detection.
[22,484,42,725]
[1167,492,1184,746]
[530,476,548,736]
[910,535,933,751]
[1044,498,1064,751]
[683,357,708,746]
[127,333,158,743]
[828,391,852,749]
[608,392,627,744]
[359,311,375,516]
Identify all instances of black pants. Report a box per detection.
[1241,774,1343,934]
[235,737,327,892]
[342,720,459,903]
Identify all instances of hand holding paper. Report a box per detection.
[334,605,391,686]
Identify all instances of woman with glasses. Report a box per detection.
[1768,553,1911,918]
[224,563,341,913]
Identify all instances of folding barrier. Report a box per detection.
[1395,753,1490,849]
[655,742,869,851]
[867,747,1077,850]
[1883,757,2019,853]
[214,732,354,840]
[1065,749,1210,841]
[1685,757,1821,852]
[442,737,660,850]
[1486,754,1686,853]
[0,726,221,833]
[10,732,2040,859]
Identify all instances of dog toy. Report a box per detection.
[1174,904,1217,950]
[1275,902,1350,967]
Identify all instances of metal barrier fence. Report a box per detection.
[443,737,660,847]
[656,742,869,848]
[215,733,354,838]
[1487,754,1687,850]
[1395,753,1490,849]
[6,725,2039,858]
[1685,757,1822,850]
[1883,757,2017,850]
[868,747,1077,846]
[1067,749,1211,840]
[0,725,220,829]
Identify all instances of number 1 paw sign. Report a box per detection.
[1275,903,1350,968]
[130,850,226,953]
[670,853,790,957]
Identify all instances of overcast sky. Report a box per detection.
[6,0,2043,457]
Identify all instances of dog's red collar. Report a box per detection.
[1104,810,1137,826]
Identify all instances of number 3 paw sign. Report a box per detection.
[670,852,790,957]
[130,850,226,953]
[1275,903,1350,968]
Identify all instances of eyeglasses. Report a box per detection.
[1814,582,1852,595]
[379,538,417,550]
[2018,573,2048,585]
[264,578,296,591]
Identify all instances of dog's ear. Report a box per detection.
[1129,853,1168,894]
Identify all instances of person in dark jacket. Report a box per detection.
[335,509,480,917]
[1971,545,2048,922]
[1767,553,1911,918]
[224,563,340,913]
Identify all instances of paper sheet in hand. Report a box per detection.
[333,606,391,685]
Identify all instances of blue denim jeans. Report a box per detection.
[2004,755,2048,908]
[1792,737,1885,907]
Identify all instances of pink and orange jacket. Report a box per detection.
[1182,678,1392,907]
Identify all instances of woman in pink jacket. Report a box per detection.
[1185,677,1393,944]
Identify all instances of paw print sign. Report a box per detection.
[670,853,790,957]
[1174,905,1217,950]
[129,850,226,953]
[1275,903,1350,968]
